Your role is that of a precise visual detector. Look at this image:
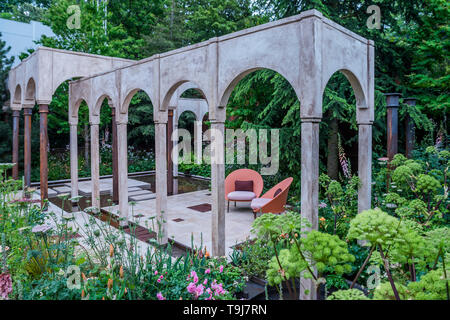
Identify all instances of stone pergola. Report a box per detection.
[8,10,374,298]
[8,46,135,203]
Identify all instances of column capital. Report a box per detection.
[300,117,321,123]
[23,108,33,116]
[12,110,20,117]
[39,104,49,113]
[22,103,34,109]
[357,121,373,126]
[209,120,225,125]
[154,120,167,125]
[384,93,402,108]
[36,100,52,106]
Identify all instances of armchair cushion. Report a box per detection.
[235,180,254,192]
[273,188,282,197]
[250,198,272,210]
[227,191,256,201]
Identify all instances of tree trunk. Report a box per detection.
[327,117,339,180]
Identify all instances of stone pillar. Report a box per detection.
[404,98,416,159]
[173,118,179,178]
[167,109,174,195]
[210,120,225,257]
[39,104,49,208]
[300,118,320,300]
[111,108,119,204]
[385,93,401,160]
[70,122,79,201]
[116,121,129,225]
[23,107,33,188]
[194,120,203,164]
[11,110,20,180]
[155,120,168,244]
[90,122,100,210]
[358,123,372,213]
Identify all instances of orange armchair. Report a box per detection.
[225,169,264,212]
[251,177,293,219]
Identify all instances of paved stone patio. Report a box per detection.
[104,189,256,258]
[70,177,151,195]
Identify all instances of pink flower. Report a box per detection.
[195,284,204,298]
[190,270,198,284]
[203,279,208,285]
[219,265,224,273]
[187,282,197,294]
[0,273,12,300]
[205,268,211,274]
[156,292,165,300]
[205,288,214,300]
[154,271,158,276]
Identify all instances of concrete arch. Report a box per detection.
[178,109,198,122]
[12,84,22,105]
[121,87,155,115]
[218,67,301,109]
[161,80,209,114]
[322,68,367,110]
[93,94,115,116]
[25,77,36,104]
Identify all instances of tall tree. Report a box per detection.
[0,32,15,162]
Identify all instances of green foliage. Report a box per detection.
[302,231,354,275]
[326,288,369,300]
[373,282,410,300]
[319,174,360,237]
[408,269,449,300]
[229,239,275,279]
[347,209,401,247]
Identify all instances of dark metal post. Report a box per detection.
[23,107,33,188]
[39,104,49,209]
[12,110,20,179]
[404,98,416,159]
[167,109,174,195]
[111,107,119,204]
[385,93,401,161]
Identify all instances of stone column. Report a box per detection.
[23,107,33,188]
[210,120,225,257]
[173,118,179,178]
[116,121,129,225]
[111,108,119,204]
[358,123,372,213]
[90,122,100,210]
[300,118,320,300]
[385,93,401,160]
[39,104,49,208]
[404,98,416,159]
[194,120,203,164]
[167,109,174,195]
[11,110,20,180]
[70,122,79,201]
[155,120,168,244]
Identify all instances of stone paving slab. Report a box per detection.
[128,190,153,197]
[53,186,72,193]
[127,187,143,192]
[129,193,156,201]
[36,188,58,197]
[69,177,151,195]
